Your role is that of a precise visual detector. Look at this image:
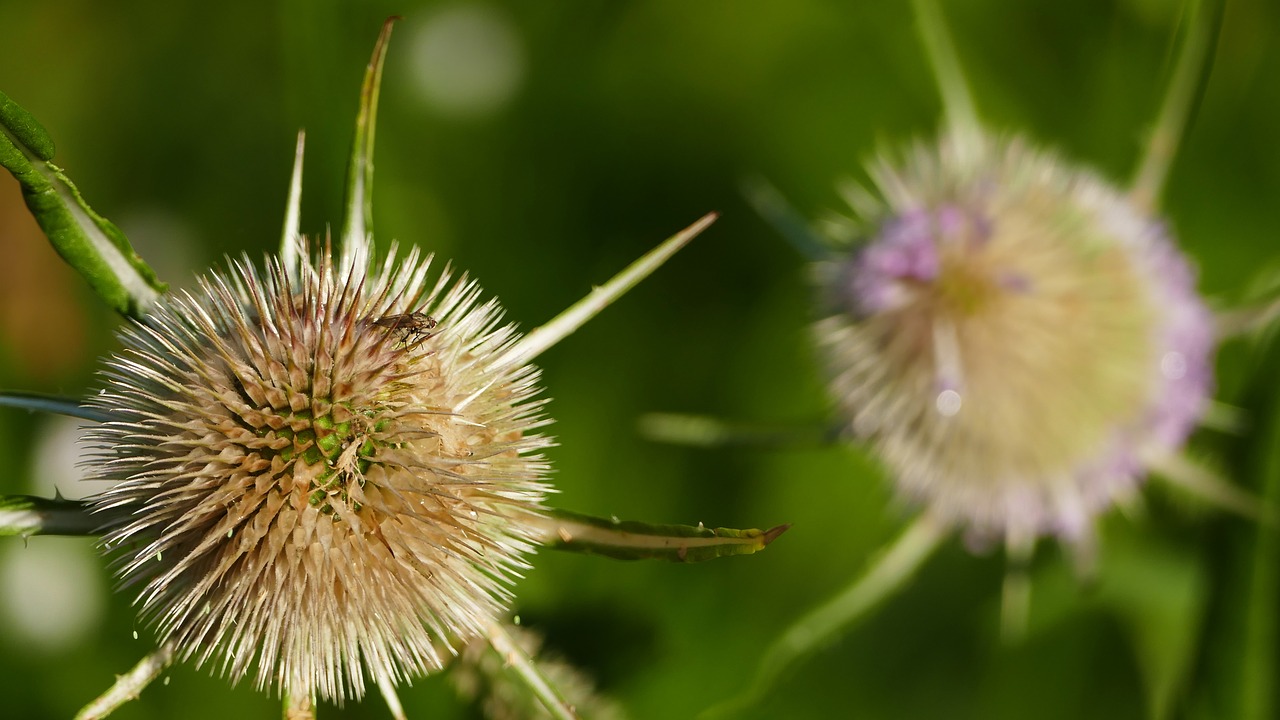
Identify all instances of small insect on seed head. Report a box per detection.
[370,311,439,348]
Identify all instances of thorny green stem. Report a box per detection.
[706,513,947,717]
[0,495,97,537]
[0,390,114,422]
[1130,0,1220,212]
[912,0,982,161]
[484,620,578,720]
[0,91,165,319]
[534,508,787,563]
[494,213,717,369]
[75,643,175,720]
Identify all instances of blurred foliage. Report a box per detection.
[1,0,1279,718]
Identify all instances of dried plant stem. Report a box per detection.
[496,213,717,369]
[75,643,175,720]
[484,620,578,720]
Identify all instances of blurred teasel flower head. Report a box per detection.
[815,131,1213,548]
[85,242,553,702]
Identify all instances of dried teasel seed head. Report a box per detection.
[86,246,553,703]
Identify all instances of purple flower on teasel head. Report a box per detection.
[815,133,1214,548]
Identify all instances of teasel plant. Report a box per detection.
[640,0,1279,715]
[0,19,787,720]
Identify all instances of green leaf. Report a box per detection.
[536,508,788,563]
[0,90,166,319]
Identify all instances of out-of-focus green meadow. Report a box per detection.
[1,1,1279,718]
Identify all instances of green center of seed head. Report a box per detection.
[258,405,391,515]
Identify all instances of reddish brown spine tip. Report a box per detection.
[762,524,791,546]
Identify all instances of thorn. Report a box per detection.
[763,524,791,545]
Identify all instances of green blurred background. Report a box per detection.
[2,0,1280,718]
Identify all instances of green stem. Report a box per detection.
[535,508,787,563]
[911,0,982,154]
[1130,0,1220,211]
[1148,451,1271,523]
[280,130,307,282]
[0,91,165,319]
[0,495,97,537]
[740,176,832,261]
[75,644,174,720]
[1000,530,1036,644]
[1214,296,1280,342]
[639,411,838,449]
[496,213,717,369]
[1238,361,1280,719]
[483,620,578,720]
[0,390,112,423]
[707,514,946,716]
